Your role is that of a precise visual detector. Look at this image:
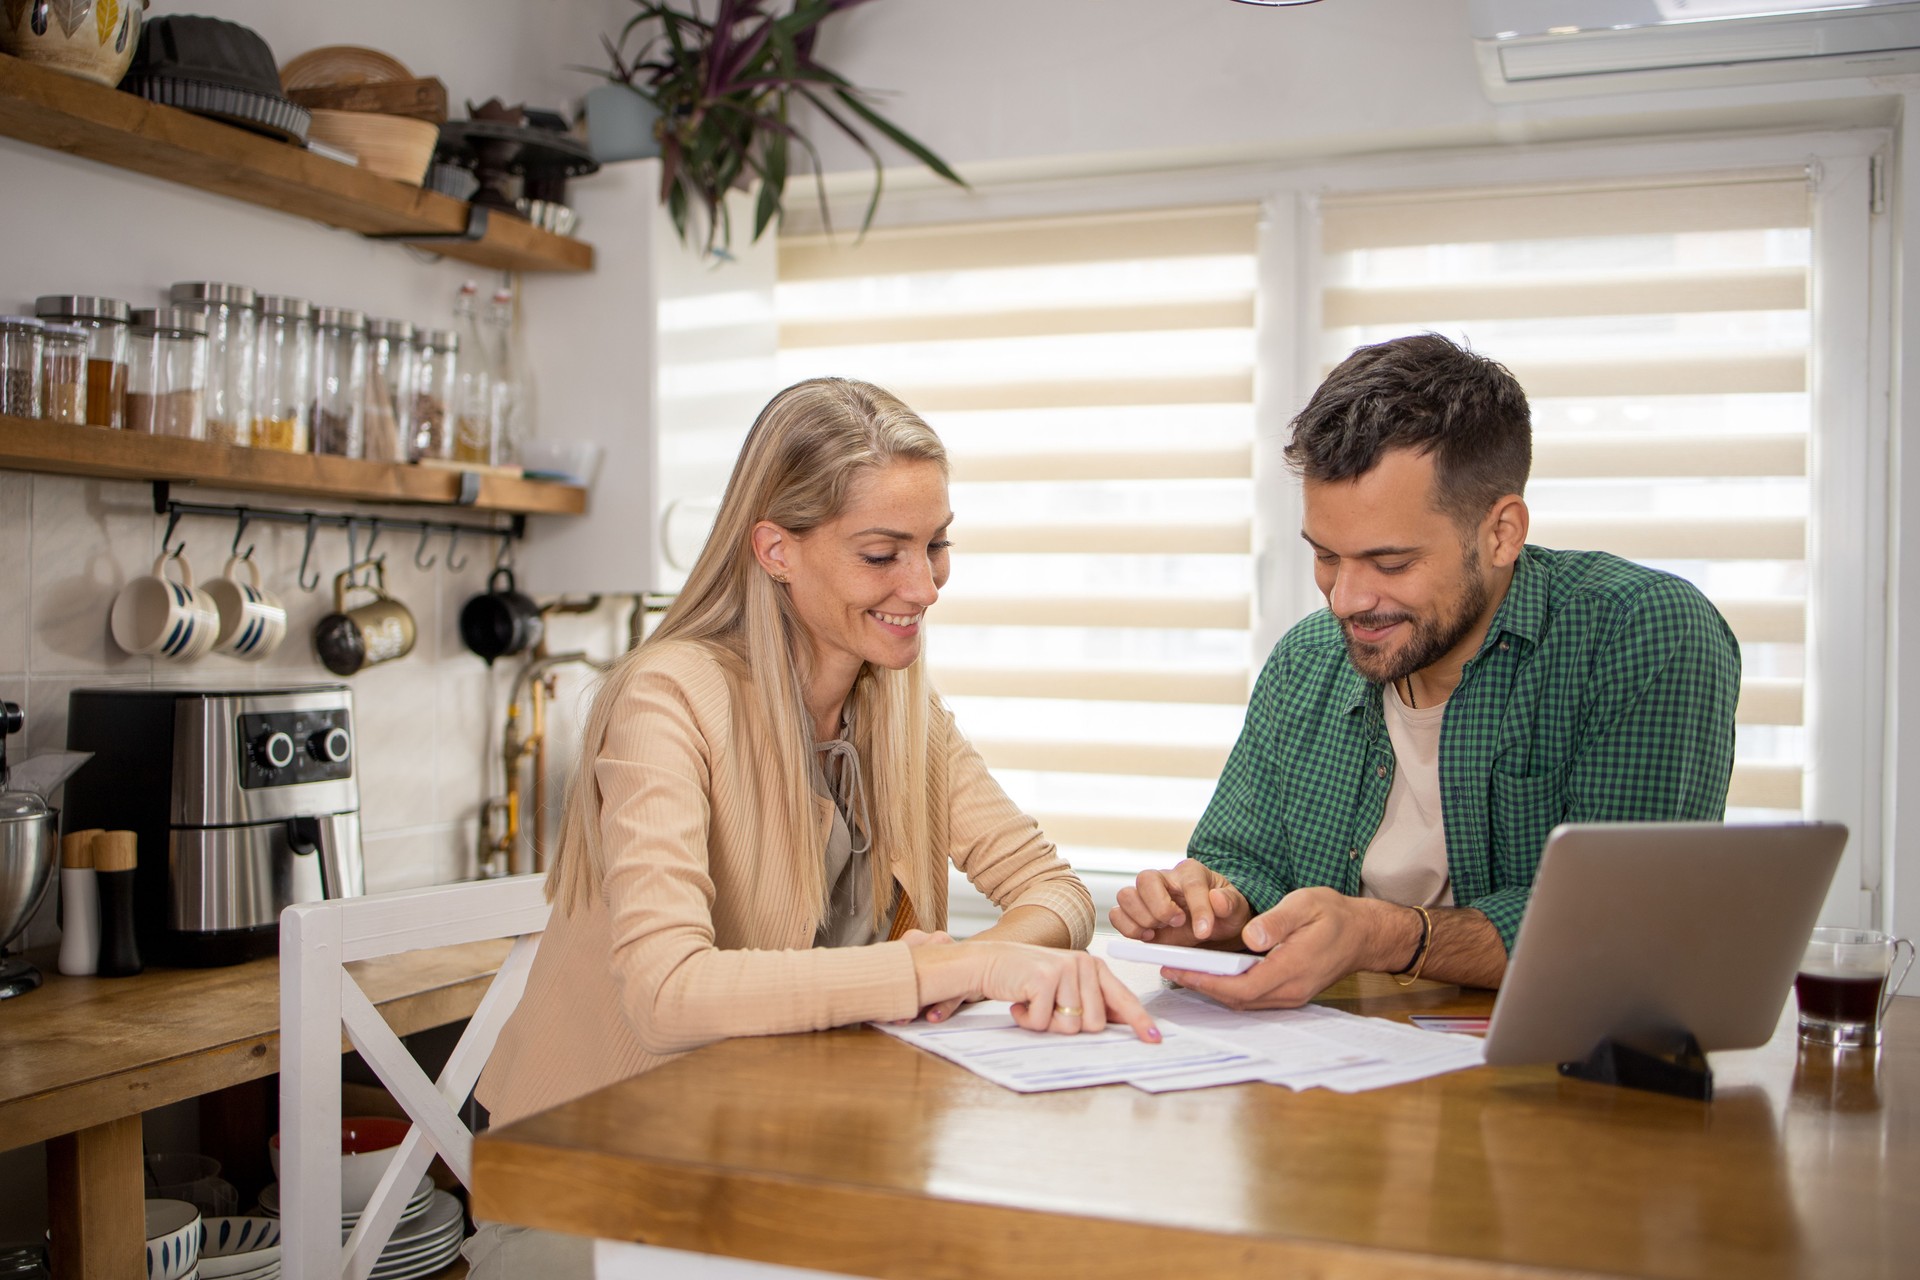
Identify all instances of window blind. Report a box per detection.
[778,206,1261,887]
[1320,170,1813,817]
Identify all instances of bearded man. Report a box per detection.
[1113,333,1741,1007]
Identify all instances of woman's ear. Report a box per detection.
[751,520,793,583]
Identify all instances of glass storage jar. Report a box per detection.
[40,323,89,425]
[168,281,257,447]
[411,328,457,461]
[33,295,130,428]
[311,307,367,458]
[362,318,416,464]
[0,316,45,418]
[126,309,209,438]
[252,295,313,452]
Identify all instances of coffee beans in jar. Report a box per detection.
[0,316,45,418]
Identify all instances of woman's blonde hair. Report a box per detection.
[549,377,947,930]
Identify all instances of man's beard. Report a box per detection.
[1339,545,1492,688]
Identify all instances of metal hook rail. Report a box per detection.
[150,484,522,592]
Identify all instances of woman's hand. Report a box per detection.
[909,940,1160,1042]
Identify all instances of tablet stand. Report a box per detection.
[1559,1032,1713,1101]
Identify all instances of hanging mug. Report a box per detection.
[459,566,544,665]
[110,551,221,661]
[314,559,415,676]
[204,553,287,661]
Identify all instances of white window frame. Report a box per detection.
[801,126,1894,935]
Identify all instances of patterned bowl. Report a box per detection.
[0,0,144,87]
[143,1199,200,1280]
[195,1217,280,1280]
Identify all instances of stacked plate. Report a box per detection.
[252,1179,461,1278]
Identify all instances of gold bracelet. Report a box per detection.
[1392,904,1433,988]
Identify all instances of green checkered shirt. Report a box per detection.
[1190,545,1741,951]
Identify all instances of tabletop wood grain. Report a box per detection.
[473,976,1918,1280]
[0,939,512,1151]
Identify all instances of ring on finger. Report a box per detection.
[1055,1005,1083,1018]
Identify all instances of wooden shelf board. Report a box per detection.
[0,415,586,516]
[0,53,592,273]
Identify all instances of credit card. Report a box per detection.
[1407,1015,1490,1035]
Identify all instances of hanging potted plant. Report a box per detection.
[587,0,965,257]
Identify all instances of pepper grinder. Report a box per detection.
[56,828,102,976]
[93,830,141,977]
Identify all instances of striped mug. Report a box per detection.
[109,551,220,661]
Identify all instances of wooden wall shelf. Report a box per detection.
[0,416,587,517]
[0,54,593,274]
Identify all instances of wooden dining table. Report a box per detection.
[471,973,1918,1280]
[0,939,510,1280]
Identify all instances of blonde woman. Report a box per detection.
[466,379,1154,1273]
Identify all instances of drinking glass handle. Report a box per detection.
[1883,937,1916,1021]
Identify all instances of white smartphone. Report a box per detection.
[1106,938,1262,976]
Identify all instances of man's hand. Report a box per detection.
[1167,887,1417,1010]
[1109,858,1254,947]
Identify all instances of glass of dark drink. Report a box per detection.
[1795,927,1915,1047]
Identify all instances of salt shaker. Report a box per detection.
[56,827,103,977]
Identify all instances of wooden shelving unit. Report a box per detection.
[0,53,593,274]
[0,415,586,516]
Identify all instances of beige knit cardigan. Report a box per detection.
[476,639,1094,1127]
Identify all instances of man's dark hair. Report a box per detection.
[1284,333,1532,528]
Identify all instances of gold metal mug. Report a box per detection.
[314,558,416,675]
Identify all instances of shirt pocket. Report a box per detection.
[1486,763,1569,890]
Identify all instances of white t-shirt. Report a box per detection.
[1360,680,1456,909]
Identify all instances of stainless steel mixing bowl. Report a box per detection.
[0,791,57,998]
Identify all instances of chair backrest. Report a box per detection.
[279,875,549,1280]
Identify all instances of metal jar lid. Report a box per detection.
[168,281,258,309]
[258,295,313,320]
[34,296,132,324]
[130,308,211,337]
[416,327,458,352]
[313,307,367,332]
[368,318,416,342]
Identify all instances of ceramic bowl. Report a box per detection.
[0,0,143,86]
[144,1199,201,1280]
[268,1115,411,1215]
[194,1217,280,1280]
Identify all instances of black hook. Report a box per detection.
[414,523,438,571]
[345,520,359,585]
[230,508,254,562]
[161,508,186,560]
[364,518,382,563]
[493,531,514,573]
[446,526,468,572]
[298,515,321,591]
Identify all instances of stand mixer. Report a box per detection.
[0,699,58,999]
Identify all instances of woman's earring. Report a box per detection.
[772,574,789,585]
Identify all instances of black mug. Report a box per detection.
[459,567,543,665]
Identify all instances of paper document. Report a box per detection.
[870,1005,1265,1092]
[874,947,1485,1095]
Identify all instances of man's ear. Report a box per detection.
[752,520,793,581]
[1485,495,1529,569]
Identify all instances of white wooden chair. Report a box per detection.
[279,875,549,1280]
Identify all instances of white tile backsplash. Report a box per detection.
[27,475,155,674]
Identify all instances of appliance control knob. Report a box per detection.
[253,730,295,771]
[311,726,351,764]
